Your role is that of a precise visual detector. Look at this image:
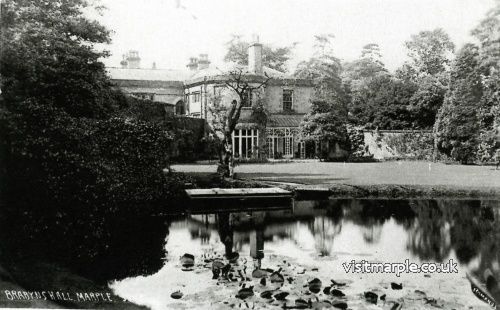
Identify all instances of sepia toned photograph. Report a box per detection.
[1,0,500,309]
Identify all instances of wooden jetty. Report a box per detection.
[185,187,293,213]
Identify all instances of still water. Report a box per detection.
[109,199,500,309]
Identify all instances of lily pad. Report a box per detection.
[180,253,195,268]
[308,278,322,293]
[236,286,254,299]
[331,289,345,297]
[170,291,183,299]
[364,291,378,304]
[274,291,289,301]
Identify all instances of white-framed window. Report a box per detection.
[283,89,293,111]
[192,91,201,103]
[242,89,252,108]
[232,129,259,159]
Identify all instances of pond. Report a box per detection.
[106,199,500,310]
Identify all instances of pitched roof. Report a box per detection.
[267,114,305,128]
[107,67,191,82]
[186,63,289,81]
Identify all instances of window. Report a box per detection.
[242,89,252,107]
[283,89,293,111]
[132,92,154,101]
[232,129,259,158]
[192,92,201,103]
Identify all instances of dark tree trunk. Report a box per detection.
[218,99,243,178]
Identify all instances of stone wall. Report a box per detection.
[363,130,434,160]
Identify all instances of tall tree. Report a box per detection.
[224,34,295,73]
[296,35,349,159]
[0,0,117,119]
[342,43,389,125]
[408,76,446,129]
[473,0,500,162]
[434,44,483,163]
[403,28,455,78]
[214,67,270,177]
[395,29,455,129]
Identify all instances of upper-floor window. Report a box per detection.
[283,89,293,111]
[132,92,154,101]
[192,92,201,103]
[242,89,252,107]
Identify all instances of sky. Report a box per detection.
[94,0,496,72]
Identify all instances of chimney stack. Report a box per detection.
[248,35,263,75]
[126,50,141,69]
[120,54,128,69]
[186,57,198,71]
[197,54,210,70]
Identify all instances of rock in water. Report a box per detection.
[260,277,267,286]
[380,294,386,301]
[180,253,194,268]
[274,291,289,301]
[391,282,403,290]
[333,302,348,309]
[364,291,378,304]
[308,278,322,293]
[323,286,331,294]
[170,291,183,299]
[330,289,345,297]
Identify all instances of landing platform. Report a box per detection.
[185,187,292,198]
[184,187,293,212]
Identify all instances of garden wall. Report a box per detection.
[363,130,434,160]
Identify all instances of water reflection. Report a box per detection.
[2,198,499,308]
[165,199,500,305]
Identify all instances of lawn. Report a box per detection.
[173,161,500,189]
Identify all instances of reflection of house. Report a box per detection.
[108,38,317,159]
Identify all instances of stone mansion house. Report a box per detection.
[107,40,317,159]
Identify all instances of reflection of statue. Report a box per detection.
[217,213,234,257]
[250,212,265,268]
[250,230,264,268]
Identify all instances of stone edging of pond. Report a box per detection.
[231,179,500,200]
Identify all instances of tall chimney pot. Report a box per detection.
[126,50,141,69]
[186,57,198,71]
[197,54,210,70]
[248,36,263,75]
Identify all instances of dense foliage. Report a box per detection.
[434,44,484,163]
[0,0,188,272]
[434,1,500,163]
